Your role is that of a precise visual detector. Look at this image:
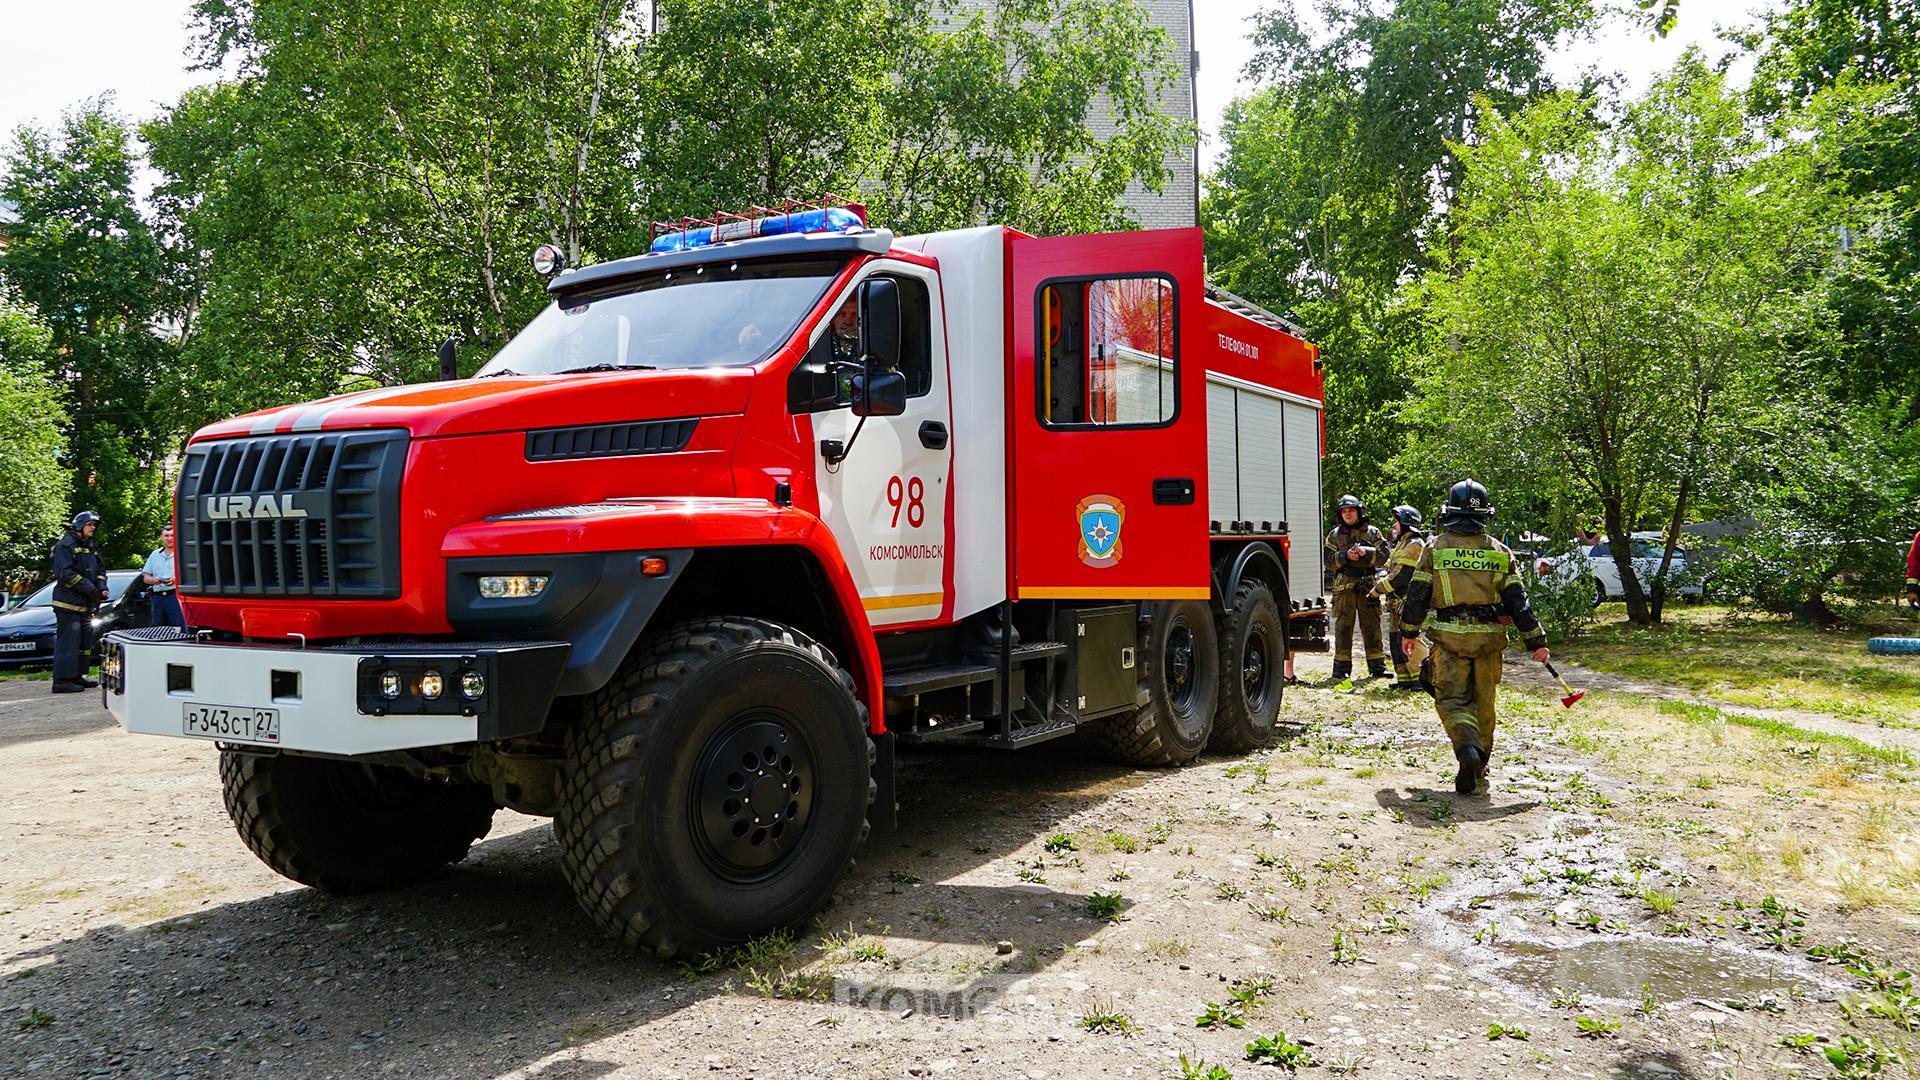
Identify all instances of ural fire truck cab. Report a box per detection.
[102,205,1326,957]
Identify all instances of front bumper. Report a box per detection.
[101,628,569,756]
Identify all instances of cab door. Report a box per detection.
[812,263,953,627]
[1010,229,1209,600]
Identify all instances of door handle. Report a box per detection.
[1153,478,1195,505]
[918,421,949,450]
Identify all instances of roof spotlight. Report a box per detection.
[532,244,567,277]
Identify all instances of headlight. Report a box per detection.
[478,574,549,599]
[418,670,444,700]
[460,671,486,700]
[379,670,402,699]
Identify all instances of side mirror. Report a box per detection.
[437,338,459,381]
[859,278,900,372]
[851,369,907,417]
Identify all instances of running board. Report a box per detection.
[983,718,1078,749]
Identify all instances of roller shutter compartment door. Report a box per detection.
[1282,400,1323,609]
[1207,381,1239,524]
[1234,390,1287,529]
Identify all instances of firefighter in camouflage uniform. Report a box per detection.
[1324,495,1389,680]
[1399,480,1550,795]
[1373,505,1429,691]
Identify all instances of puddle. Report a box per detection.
[1486,938,1819,1004]
[1415,803,1847,1007]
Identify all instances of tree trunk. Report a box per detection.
[1794,560,1843,627]
[1601,497,1651,625]
[1649,476,1692,624]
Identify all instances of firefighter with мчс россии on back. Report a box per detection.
[1397,479,1551,796]
[1324,494,1389,680]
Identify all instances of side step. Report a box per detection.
[884,661,997,698]
[983,718,1078,749]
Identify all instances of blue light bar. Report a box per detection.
[650,206,866,254]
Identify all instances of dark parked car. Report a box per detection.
[0,571,147,667]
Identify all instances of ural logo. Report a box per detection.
[203,494,311,520]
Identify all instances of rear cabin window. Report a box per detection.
[1036,275,1177,428]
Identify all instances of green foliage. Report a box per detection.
[1079,1000,1140,1036]
[0,290,70,582]
[1486,1022,1530,1040]
[639,0,1185,237]
[1403,60,1860,623]
[1085,890,1127,922]
[1195,999,1247,1029]
[1204,0,1592,506]
[1176,1054,1234,1080]
[1,98,173,568]
[1711,397,1920,622]
[1574,1015,1622,1038]
[1521,549,1599,644]
[1243,1031,1315,1068]
[146,0,1185,438]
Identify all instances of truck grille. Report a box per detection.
[176,429,407,599]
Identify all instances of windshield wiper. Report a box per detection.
[554,363,657,375]
[475,368,523,378]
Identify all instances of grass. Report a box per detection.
[1079,1000,1139,1036]
[1654,700,1914,769]
[1570,605,1920,727]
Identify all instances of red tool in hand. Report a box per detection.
[1543,661,1585,708]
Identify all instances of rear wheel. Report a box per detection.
[554,617,872,959]
[1210,580,1284,753]
[219,752,497,893]
[1094,600,1220,767]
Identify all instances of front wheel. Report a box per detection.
[1210,580,1285,753]
[1094,600,1220,767]
[554,617,873,959]
[219,752,497,893]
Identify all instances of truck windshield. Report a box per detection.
[477,256,846,377]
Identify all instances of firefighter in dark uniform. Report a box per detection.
[1324,494,1389,680]
[1373,505,1429,691]
[50,511,109,694]
[1399,481,1550,795]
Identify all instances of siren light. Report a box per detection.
[648,198,869,255]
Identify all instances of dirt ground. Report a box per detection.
[2,645,1916,1079]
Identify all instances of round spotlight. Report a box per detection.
[460,671,486,700]
[379,670,402,699]
[531,244,567,276]
[418,670,444,701]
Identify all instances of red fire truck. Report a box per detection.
[102,205,1325,957]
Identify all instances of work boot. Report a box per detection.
[1454,738,1486,796]
[1367,661,1389,679]
[1391,678,1424,693]
[51,681,86,694]
[1329,661,1352,681]
[77,676,99,689]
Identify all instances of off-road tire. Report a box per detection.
[219,752,497,894]
[1210,579,1285,754]
[554,617,872,959]
[1095,600,1220,767]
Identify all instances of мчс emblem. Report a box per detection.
[1076,495,1125,569]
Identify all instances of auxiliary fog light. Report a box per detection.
[479,574,549,599]
[460,670,486,700]
[418,670,445,701]
[379,670,402,699]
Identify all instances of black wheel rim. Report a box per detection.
[1165,619,1197,711]
[1242,627,1271,706]
[691,712,816,882]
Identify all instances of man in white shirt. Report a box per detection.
[143,523,183,629]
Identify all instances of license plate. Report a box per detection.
[182,703,281,745]
[0,642,35,653]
